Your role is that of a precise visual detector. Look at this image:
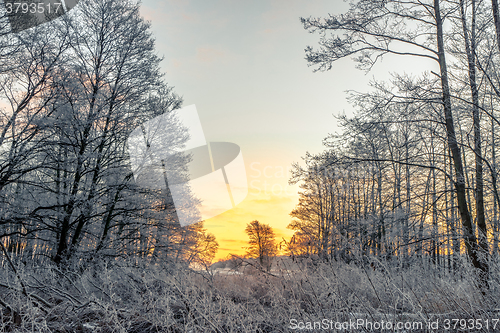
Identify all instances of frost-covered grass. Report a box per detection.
[0,256,499,332]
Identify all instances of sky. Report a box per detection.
[138,0,435,260]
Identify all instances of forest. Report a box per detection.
[2,0,500,332]
[288,0,500,290]
[0,0,220,266]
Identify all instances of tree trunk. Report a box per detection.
[434,0,488,290]
[492,0,500,51]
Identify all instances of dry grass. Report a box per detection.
[0,256,499,332]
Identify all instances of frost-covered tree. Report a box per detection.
[0,0,217,268]
[245,220,277,271]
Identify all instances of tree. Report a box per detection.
[301,0,490,291]
[0,0,219,269]
[0,18,69,256]
[245,220,277,271]
[44,0,181,264]
[186,230,219,269]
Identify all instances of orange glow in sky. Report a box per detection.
[203,161,299,261]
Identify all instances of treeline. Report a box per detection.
[0,0,217,267]
[287,0,500,291]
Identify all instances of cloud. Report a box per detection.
[210,17,230,29]
[196,47,226,63]
[172,59,182,68]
